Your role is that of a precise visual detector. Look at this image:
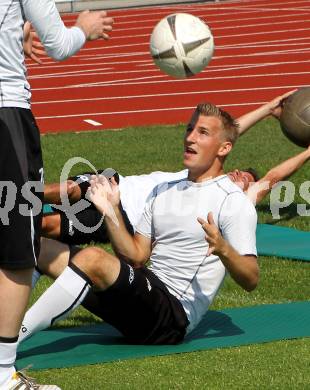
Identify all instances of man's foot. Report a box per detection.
[5,370,61,389]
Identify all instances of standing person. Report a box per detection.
[18,103,258,346]
[0,1,113,388]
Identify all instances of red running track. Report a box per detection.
[26,0,310,133]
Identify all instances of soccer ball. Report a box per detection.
[280,87,310,147]
[150,13,214,79]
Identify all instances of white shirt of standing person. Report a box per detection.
[0,0,85,108]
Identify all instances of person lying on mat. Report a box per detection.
[19,102,258,345]
[30,138,310,289]
[41,90,309,247]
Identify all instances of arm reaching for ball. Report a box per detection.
[237,90,297,136]
[247,145,310,204]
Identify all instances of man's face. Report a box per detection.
[183,114,229,175]
[227,169,256,191]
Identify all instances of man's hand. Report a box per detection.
[23,21,46,64]
[268,89,297,119]
[75,10,113,41]
[198,212,226,256]
[198,212,259,291]
[88,175,119,225]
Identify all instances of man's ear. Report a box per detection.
[218,141,232,157]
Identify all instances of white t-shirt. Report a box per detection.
[119,170,188,229]
[136,175,257,333]
[0,0,85,108]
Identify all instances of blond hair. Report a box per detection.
[194,103,239,144]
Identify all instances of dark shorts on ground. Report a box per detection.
[0,108,43,270]
[77,257,189,345]
[58,205,134,245]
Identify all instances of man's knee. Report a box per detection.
[38,238,70,279]
[71,246,120,290]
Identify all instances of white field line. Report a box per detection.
[32,85,307,106]
[61,9,307,32]
[26,33,310,70]
[76,27,310,53]
[27,40,310,68]
[214,48,310,59]
[31,46,310,65]
[75,40,310,61]
[26,39,310,70]
[26,58,152,68]
[107,5,310,27]
[28,67,114,79]
[84,119,103,126]
[114,17,310,34]
[35,101,282,120]
[31,70,310,92]
[115,9,310,26]
[32,74,167,91]
[61,6,301,26]
[85,71,310,89]
[29,68,160,80]
[28,58,310,81]
[136,58,310,71]
[26,41,310,70]
[26,49,310,76]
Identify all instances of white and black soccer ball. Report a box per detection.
[150,13,214,79]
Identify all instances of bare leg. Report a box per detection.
[0,268,32,337]
[41,214,61,240]
[72,247,120,290]
[38,237,70,278]
[0,268,32,385]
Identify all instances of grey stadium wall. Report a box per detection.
[55,0,219,13]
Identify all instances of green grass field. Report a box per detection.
[29,119,310,389]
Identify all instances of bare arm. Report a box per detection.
[247,145,310,204]
[237,90,297,136]
[106,207,151,267]
[23,1,113,61]
[89,176,152,267]
[44,181,81,204]
[198,213,259,292]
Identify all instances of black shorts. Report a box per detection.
[58,205,134,245]
[0,108,43,270]
[82,259,189,345]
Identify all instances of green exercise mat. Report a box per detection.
[256,224,310,261]
[43,204,55,214]
[16,301,310,371]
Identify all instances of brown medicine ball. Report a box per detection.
[280,87,310,147]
